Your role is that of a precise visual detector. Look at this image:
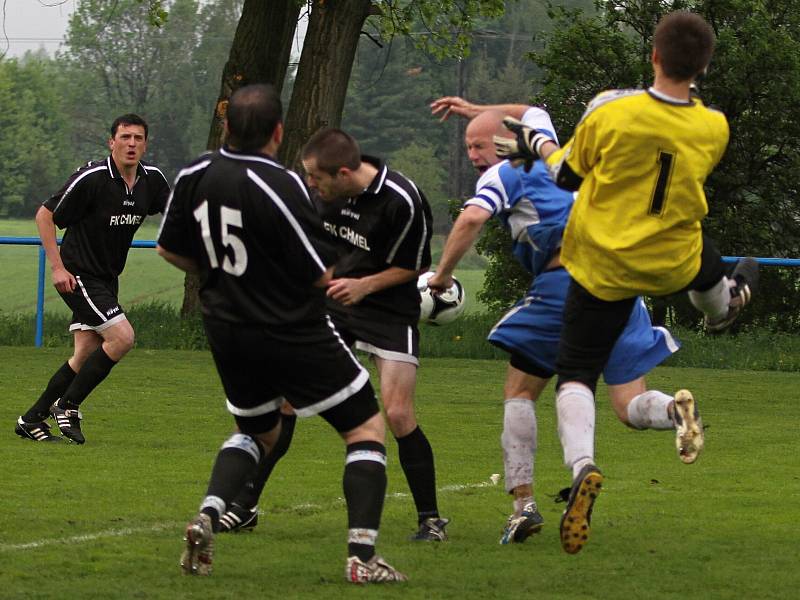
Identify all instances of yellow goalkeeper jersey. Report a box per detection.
[546,88,729,301]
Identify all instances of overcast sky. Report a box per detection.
[0,0,75,58]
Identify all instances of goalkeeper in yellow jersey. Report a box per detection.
[494,11,759,555]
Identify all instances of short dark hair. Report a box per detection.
[225,84,283,152]
[301,128,361,175]
[111,114,148,139]
[654,11,715,81]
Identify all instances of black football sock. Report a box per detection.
[22,361,76,422]
[202,434,265,532]
[58,346,117,409]
[236,413,296,508]
[344,441,387,561]
[397,426,439,523]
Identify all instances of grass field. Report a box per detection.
[0,219,488,318]
[1,347,798,598]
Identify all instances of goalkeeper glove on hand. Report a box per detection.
[494,116,555,172]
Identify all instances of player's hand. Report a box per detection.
[494,117,554,171]
[430,96,478,122]
[326,278,369,306]
[51,265,76,294]
[425,271,453,295]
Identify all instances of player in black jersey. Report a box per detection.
[157,84,405,583]
[14,114,169,444]
[220,127,448,542]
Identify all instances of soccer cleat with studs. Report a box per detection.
[180,513,214,576]
[346,555,407,583]
[559,464,603,555]
[14,417,63,442]
[49,403,85,444]
[218,504,259,534]
[672,389,704,464]
[706,257,759,334]
[410,517,449,542]
[500,501,544,544]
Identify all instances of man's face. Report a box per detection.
[465,125,502,174]
[109,124,147,170]
[302,156,349,202]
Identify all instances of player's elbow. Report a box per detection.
[553,162,582,192]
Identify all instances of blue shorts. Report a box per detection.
[488,269,679,385]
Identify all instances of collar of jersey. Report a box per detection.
[220,146,281,168]
[361,155,388,195]
[106,155,148,180]
[646,87,694,106]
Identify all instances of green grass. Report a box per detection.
[1,347,799,598]
[0,219,489,316]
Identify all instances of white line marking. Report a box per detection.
[0,479,498,553]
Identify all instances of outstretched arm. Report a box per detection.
[430,96,531,122]
[427,206,491,291]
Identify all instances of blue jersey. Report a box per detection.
[465,160,574,277]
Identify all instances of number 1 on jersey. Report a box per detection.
[649,151,675,216]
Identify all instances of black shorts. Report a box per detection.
[328,305,420,366]
[555,279,637,393]
[203,315,379,434]
[59,275,126,333]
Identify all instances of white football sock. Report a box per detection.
[627,390,674,429]
[688,276,731,321]
[501,398,537,494]
[556,383,596,481]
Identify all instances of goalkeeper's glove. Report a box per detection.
[493,116,555,172]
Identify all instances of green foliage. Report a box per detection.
[0,56,73,217]
[2,301,798,370]
[519,0,800,331]
[374,0,506,60]
[388,142,452,232]
[59,0,241,181]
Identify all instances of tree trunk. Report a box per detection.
[278,0,374,171]
[181,0,300,316]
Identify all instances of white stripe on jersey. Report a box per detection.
[246,169,327,273]
[53,165,108,214]
[157,159,212,240]
[142,164,170,186]
[219,148,312,203]
[384,179,424,269]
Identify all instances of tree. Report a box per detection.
[178,0,511,315]
[0,54,72,217]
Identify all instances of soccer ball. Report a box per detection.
[417,271,466,325]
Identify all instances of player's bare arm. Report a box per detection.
[327,266,418,306]
[35,205,76,293]
[430,96,530,122]
[156,245,200,274]
[427,206,491,292]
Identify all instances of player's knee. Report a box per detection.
[384,402,415,437]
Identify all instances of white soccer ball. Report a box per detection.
[417,271,466,325]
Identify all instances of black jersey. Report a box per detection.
[44,156,170,279]
[315,156,433,323]
[157,147,337,326]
